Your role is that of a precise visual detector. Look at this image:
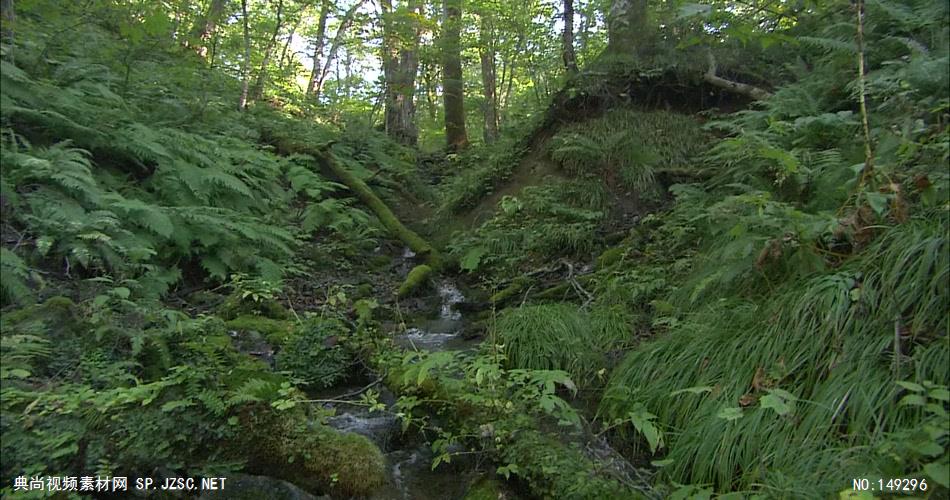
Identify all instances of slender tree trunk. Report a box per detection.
[562,0,578,74]
[238,0,251,110]
[383,0,422,145]
[306,0,330,97]
[441,0,468,151]
[252,0,285,100]
[278,15,302,72]
[478,14,498,142]
[191,0,227,57]
[422,63,438,120]
[313,0,366,101]
[344,48,353,98]
[501,33,523,122]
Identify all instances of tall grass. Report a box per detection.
[600,213,949,495]
[497,303,630,385]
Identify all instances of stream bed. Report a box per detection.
[320,278,482,499]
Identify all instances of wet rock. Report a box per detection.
[325,410,400,451]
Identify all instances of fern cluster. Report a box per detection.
[447,179,607,273]
[548,109,709,193]
[0,36,383,304]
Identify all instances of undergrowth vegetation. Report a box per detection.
[1,0,948,498]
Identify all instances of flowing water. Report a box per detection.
[316,260,647,499]
[321,275,480,499]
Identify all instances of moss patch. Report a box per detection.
[596,247,626,270]
[225,315,296,345]
[240,409,386,497]
[397,264,434,298]
[218,293,289,321]
[464,477,511,500]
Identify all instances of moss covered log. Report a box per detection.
[264,132,442,268]
[318,153,442,268]
[398,264,434,298]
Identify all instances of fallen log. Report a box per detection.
[266,132,442,268]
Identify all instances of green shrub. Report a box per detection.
[275,319,352,389]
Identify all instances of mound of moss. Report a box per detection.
[398,264,434,298]
[240,408,386,497]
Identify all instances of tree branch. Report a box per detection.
[703,51,772,101]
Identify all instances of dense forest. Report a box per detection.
[0,0,947,498]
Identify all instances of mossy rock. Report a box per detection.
[489,276,530,304]
[239,409,386,497]
[397,264,433,298]
[226,315,297,345]
[219,293,289,321]
[596,247,626,270]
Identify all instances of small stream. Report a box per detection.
[321,276,480,499]
[315,258,648,499]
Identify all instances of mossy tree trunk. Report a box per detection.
[318,153,442,268]
[265,132,442,268]
[441,0,469,151]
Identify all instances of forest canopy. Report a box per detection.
[1,0,948,498]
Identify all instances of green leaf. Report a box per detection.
[924,462,949,487]
[927,388,949,402]
[760,393,792,416]
[670,386,714,396]
[865,191,889,215]
[459,246,488,272]
[628,408,663,453]
[897,381,926,392]
[898,394,927,407]
[717,407,744,421]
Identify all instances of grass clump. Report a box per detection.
[496,303,628,385]
[447,179,606,274]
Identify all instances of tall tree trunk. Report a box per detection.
[238,0,251,110]
[422,62,438,120]
[190,0,227,57]
[562,0,578,74]
[501,33,523,123]
[383,0,422,145]
[441,0,468,151]
[478,14,498,143]
[606,0,649,57]
[252,0,285,100]
[306,0,330,97]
